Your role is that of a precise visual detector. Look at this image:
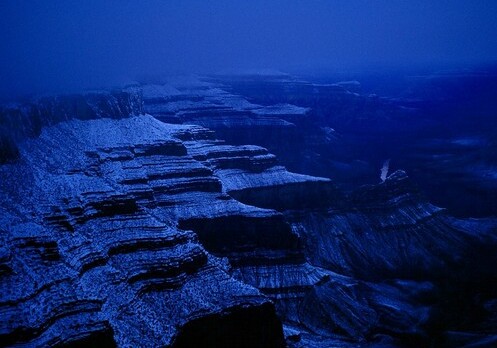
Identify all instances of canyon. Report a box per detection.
[1,72,497,347]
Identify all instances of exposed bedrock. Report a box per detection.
[0,90,143,164]
[289,170,497,281]
[132,84,497,345]
[0,91,143,139]
[278,171,497,346]
[295,275,433,346]
[133,79,497,345]
[178,132,343,211]
[0,115,288,347]
[2,85,497,347]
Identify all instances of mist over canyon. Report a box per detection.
[2,1,497,347]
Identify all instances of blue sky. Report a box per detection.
[1,0,497,97]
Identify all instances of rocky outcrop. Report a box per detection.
[212,71,497,218]
[135,78,497,345]
[2,81,497,347]
[279,171,497,346]
[182,138,342,211]
[134,77,399,187]
[0,115,289,347]
[0,90,142,164]
[289,170,492,280]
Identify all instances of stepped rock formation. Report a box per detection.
[1,83,497,347]
[0,114,291,347]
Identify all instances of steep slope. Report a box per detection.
[0,91,143,163]
[2,85,497,347]
[0,114,289,347]
[135,79,497,347]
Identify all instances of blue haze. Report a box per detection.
[1,0,497,98]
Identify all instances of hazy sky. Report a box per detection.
[1,0,497,98]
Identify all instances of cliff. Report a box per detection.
[1,83,497,347]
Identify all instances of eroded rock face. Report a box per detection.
[0,91,143,164]
[132,78,497,346]
[2,83,497,347]
[0,115,289,347]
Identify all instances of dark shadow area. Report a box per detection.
[172,303,286,348]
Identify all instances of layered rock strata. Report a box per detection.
[0,115,292,347]
[2,84,497,347]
